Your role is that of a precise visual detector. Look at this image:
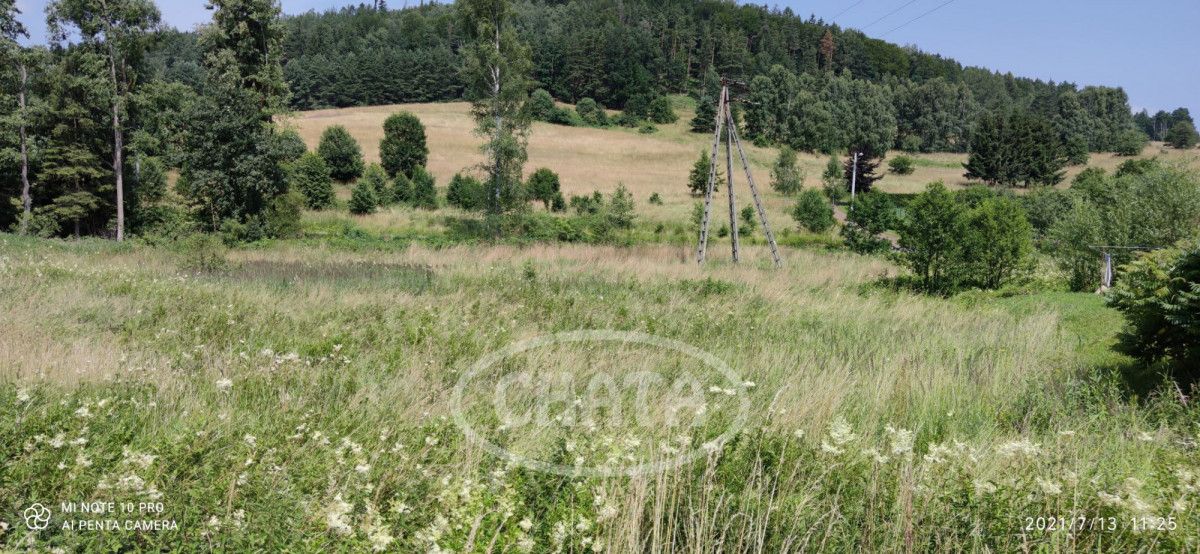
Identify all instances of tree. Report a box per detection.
[576,97,608,127]
[1166,121,1199,149]
[409,166,438,209]
[1108,243,1200,384]
[318,125,364,181]
[844,149,883,194]
[647,97,678,124]
[1112,129,1148,156]
[360,163,391,204]
[691,95,716,133]
[792,189,834,233]
[687,151,718,196]
[380,111,428,177]
[349,179,378,215]
[899,182,966,293]
[392,172,412,205]
[964,111,1066,187]
[526,167,563,210]
[47,0,161,241]
[607,184,635,230]
[274,129,308,163]
[770,147,805,195]
[841,192,895,254]
[446,173,486,211]
[955,195,1033,289]
[460,0,532,214]
[527,89,555,121]
[888,156,915,175]
[1,0,31,234]
[290,152,333,210]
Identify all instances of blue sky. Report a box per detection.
[13,0,1198,116]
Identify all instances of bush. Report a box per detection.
[576,98,608,127]
[317,125,365,181]
[1020,186,1073,237]
[290,152,335,210]
[899,182,964,293]
[380,112,428,178]
[1108,243,1200,383]
[623,94,652,120]
[688,151,717,196]
[265,191,305,239]
[770,147,805,195]
[361,164,392,204]
[528,89,556,121]
[954,195,1033,289]
[447,173,487,211]
[569,191,605,215]
[273,129,308,164]
[527,168,563,211]
[739,206,758,236]
[792,189,835,233]
[821,156,846,202]
[179,233,227,273]
[888,155,916,175]
[648,192,663,206]
[547,107,578,126]
[638,122,657,134]
[1049,199,1105,291]
[1113,129,1149,156]
[607,184,636,230]
[841,192,896,254]
[647,97,678,124]
[409,167,439,209]
[349,180,379,215]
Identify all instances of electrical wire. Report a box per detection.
[831,0,869,23]
[860,0,922,31]
[880,0,961,37]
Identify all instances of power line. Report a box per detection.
[831,0,869,23]
[880,0,961,37]
[860,0,922,31]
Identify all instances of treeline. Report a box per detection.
[141,1,1183,158]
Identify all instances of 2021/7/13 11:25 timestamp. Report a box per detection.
[1023,516,1180,533]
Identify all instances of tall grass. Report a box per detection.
[0,234,1195,551]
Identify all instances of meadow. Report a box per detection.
[2,230,1197,551]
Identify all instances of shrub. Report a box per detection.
[607,184,636,230]
[888,155,916,175]
[349,180,379,215]
[623,94,652,120]
[899,182,964,293]
[1049,199,1105,291]
[1113,129,1149,156]
[360,164,392,204]
[290,152,335,210]
[317,125,365,181]
[527,168,563,211]
[648,192,663,206]
[392,173,412,205]
[688,151,717,196]
[822,155,846,202]
[265,191,305,239]
[955,195,1034,289]
[792,189,835,233]
[569,192,605,215]
[446,173,487,211]
[547,107,578,126]
[740,205,758,235]
[528,89,556,121]
[841,192,896,254]
[1020,186,1073,237]
[647,97,678,124]
[179,233,227,273]
[576,98,608,127]
[409,167,439,210]
[638,122,657,134]
[1166,121,1199,149]
[770,147,805,195]
[273,129,308,164]
[380,112,428,178]
[1108,243,1200,383]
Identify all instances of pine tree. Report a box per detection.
[1,0,31,234]
[1166,121,1199,149]
[290,152,334,210]
[687,151,719,196]
[349,179,378,215]
[690,95,716,133]
[409,166,438,209]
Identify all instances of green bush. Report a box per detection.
[898,182,964,293]
[274,129,308,164]
[528,89,556,122]
[770,147,805,195]
[349,180,379,215]
[841,192,896,254]
[410,167,439,210]
[1020,186,1073,237]
[317,125,365,181]
[380,112,428,177]
[178,233,227,273]
[607,184,636,230]
[447,174,487,211]
[527,168,564,211]
[792,189,835,233]
[822,155,847,202]
[647,97,678,124]
[265,191,305,239]
[688,151,718,196]
[361,164,392,204]
[888,155,916,175]
[955,195,1033,289]
[624,93,652,119]
[648,192,663,206]
[1113,129,1149,156]
[289,152,335,210]
[575,98,608,127]
[392,173,412,205]
[638,122,657,134]
[1166,121,1199,149]
[1108,243,1200,383]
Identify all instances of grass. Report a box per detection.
[2,233,1197,551]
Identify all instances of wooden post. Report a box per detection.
[850,151,859,206]
[697,86,727,264]
[729,118,783,268]
[725,99,740,263]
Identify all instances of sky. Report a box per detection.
[12,0,1199,116]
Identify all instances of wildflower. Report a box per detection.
[49,433,66,449]
[70,437,88,447]
[75,406,92,418]
[820,441,843,455]
[425,436,439,446]
[243,434,257,448]
[1137,431,1155,442]
[1036,478,1062,495]
[216,378,233,393]
[362,505,394,552]
[793,429,805,440]
[743,381,756,389]
[517,535,535,553]
[117,474,146,491]
[518,518,533,532]
[996,439,1041,460]
[16,388,30,403]
[923,443,952,464]
[974,480,997,496]
[207,515,222,530]
[1173,497,1187,512]
[828,416,856,446]
[886,425,914,457]
[391,502,412,515]
[124,448,156,469]
[864,447,889,464]
[76,453,92,468]
[355,463,371,475]
[326,494,354,536]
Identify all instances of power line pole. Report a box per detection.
[697,79,782,268]
[850,151,860,207]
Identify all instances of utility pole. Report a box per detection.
[697,78,782,268]
[850,151,860,205]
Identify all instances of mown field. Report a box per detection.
[2,233,1197,551]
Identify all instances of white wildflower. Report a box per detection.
[1137,431,1155,442]
[1036,478,1062,496]
[923,443,952,464]
[517,535,535,553]
[49,433,66,449]
[16,388,30,403]
[117,474,145,491]
[828,416,856,446]
[864,447,889,464]
[325,494,354,536]
[243,434,257,448]
[793,429,805,440]
[124,448,156,469]
[362,505,394,552]
[974,480,997,496]
[70,437,88,447]
[216,378,233,393]
[996,439,1041,460]
[424,436,439,446]
[518,518,533,532]
[355,463,371,475]
[207,515,221,530]
[886,425,914,457]
[820,441,843,455]
[74,406,91,418]
[76,453,92,468]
